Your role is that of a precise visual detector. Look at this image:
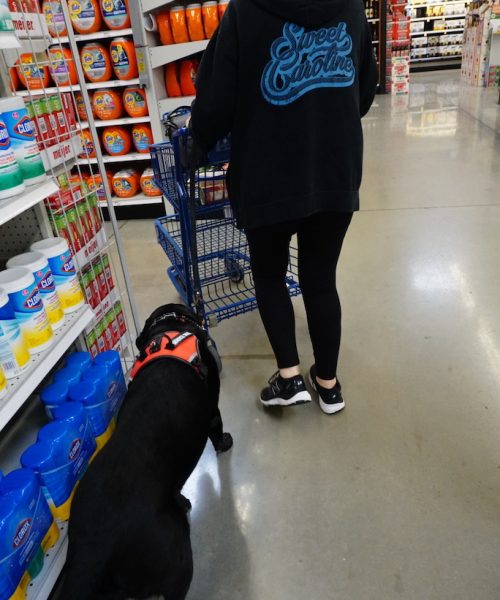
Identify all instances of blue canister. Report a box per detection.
[20,441,56,474]
[54,365,81,389]
[40,381,68,419]
[65,351,92,373]
[69,381,110,437]
[81,365,109,401]
[93,350,127,416]
[0,469,59,599]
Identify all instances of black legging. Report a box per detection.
[246,212,353,381]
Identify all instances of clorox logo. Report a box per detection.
[14,115,35,139]
[0,123,10,148]
[62,257,75,274]
[68,438,82,461]
[13,518,32,549]
[23,288,42,310]
[39,272,55,291]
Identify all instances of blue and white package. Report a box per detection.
[54,365,81,389]
[93,350,127,416]
[40,381,68,419]
[65,351,92,373]
[0,469,59,600]
[68,381,115,451]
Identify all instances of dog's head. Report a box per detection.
[136,303,207,354]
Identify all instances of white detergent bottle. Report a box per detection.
[0,97,46,186]
[0,117,25,200]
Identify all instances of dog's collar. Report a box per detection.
[130,330,207,381]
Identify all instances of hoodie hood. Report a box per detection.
[250,0,348,29]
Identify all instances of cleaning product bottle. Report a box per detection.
[93,349,127,416]
[30,238,85,314]
[69,380,115,450]
[131,123,153,153]
[0,97,46,186]
[30,416,96,520]
[0,288,30,378]
[42,0,68,37]
[6,252,65,329]
[54,401,97,458]
[110,37,138,80]
[102,125,131,156]
[140,167,162,197]
[0,469,59,600]
[69,0,102,34]
[40,380,68,418]
[0,268,53,354]
[65,350,92,373]
[99,0,130,30]
[122,86,148,117]
[80,42,113,83]
[0,116,25,200]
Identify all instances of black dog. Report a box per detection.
[60,304,233,600]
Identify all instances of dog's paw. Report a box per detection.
[215,432,233,454]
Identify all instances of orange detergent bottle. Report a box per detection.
[122,86,148,118]
[79,130,97,158]
[99,0,131,30]
[42,0,68,37]
[80,43,113,83]
[140,167,162,197]
[102,125,132,156]
[179,59,198,96]
[69,0,102,34]
[131,124,153,154]
[16,54,52,90]
[157,10,174,45]
[48,46,78,86]
[165,63,182,97]
[92,89,124,120]
[112,169,140,198]
[110,37,138,80]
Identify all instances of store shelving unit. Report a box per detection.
[409,0,467,69]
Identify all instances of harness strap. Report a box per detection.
[130,331,205,381]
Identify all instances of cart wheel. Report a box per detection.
[224,257,244,284]
[208,341,223,374]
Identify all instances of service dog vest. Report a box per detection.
[130,331,205,381]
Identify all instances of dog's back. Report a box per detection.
[61,360,212,600]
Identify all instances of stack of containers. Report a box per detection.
[0,238,85,392]
[0,97,46,201]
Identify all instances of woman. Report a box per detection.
[191,0,378,414]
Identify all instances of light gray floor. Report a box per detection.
[117,73,500,600]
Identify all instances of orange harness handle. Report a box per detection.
[130,331,203,380]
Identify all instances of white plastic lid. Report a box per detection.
[0,287,9,307]
[0,96,25,113]
[0,268,35,294]
[202,1,218,5]
[141,167,154,177]
[187,3,202,7]
[170,5,185,11]
[114,169,137,178]
[30,237,69,259]
[6,252,48,273]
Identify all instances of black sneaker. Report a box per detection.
[309,365,345,415]
[260,372,312,407]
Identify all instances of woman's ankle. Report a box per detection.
[279,366,301,379]
[316,376,337,390]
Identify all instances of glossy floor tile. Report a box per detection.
[103,74,500,600]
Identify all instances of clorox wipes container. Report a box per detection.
[91,350,126,416]
[102,125,131,156]
[0,469,59,600]
[92,89,124,120]
[6,252,65,329]
[100,0,130,30]
[0,268,53,355]
[80,42,113,83]
[110,37,138,80]
[69,381,115,450]
[112,168,139,197]
[0,97,45,186]
[122,86,148,117]
[0,288,30,378]
[69,0,102,34]
[30,238,85,314]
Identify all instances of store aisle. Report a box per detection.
[119,74,500,600]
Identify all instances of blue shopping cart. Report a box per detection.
[150,126,301,339]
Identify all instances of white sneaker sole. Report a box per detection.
[309,372,345,415]
[260,390,312,407]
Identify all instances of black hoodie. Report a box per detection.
[191,0,378,229]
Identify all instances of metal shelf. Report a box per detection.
[79,116,151,129]
[0,179,58,228]
[26,524,68,600]
[0,306,94,432]
[412,13,465,21]
[59,28,133,43]
[411,54,462,61]
[411,27,464,35]
[78,152,151,165]
[150,40,209,69]
[141,0,177,12]
[88,78,140,90]
[99,195,163,207]
[158,95,194,117]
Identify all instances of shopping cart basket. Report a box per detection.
[151,128,302,331]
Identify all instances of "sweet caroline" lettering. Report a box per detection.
[261,22,355,106]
